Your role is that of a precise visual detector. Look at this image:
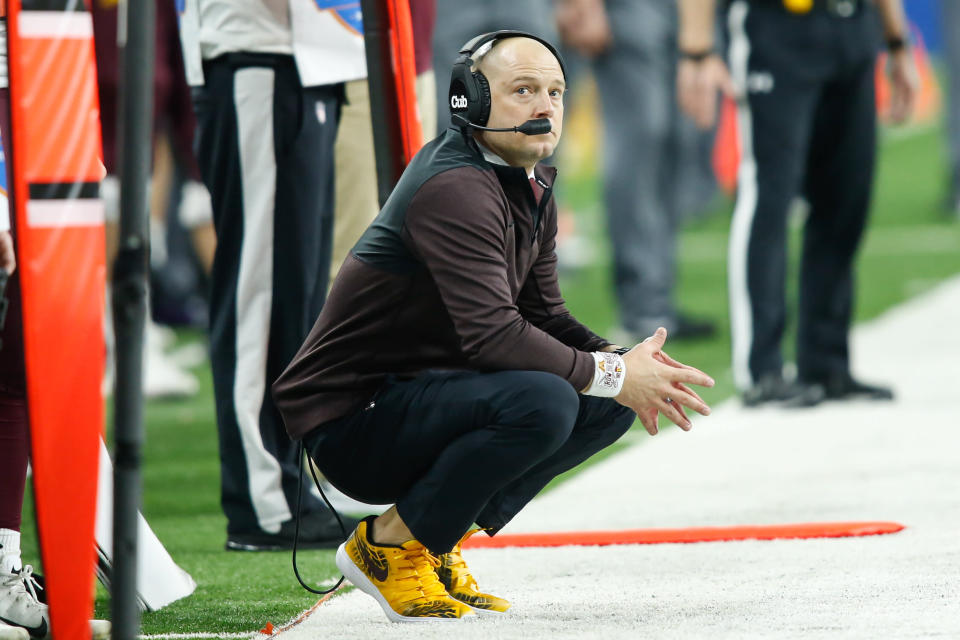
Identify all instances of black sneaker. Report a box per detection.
[742,372,825,408]
[815,372,894,402]
[226,510,362,552]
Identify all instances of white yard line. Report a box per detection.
[274,274,960,639]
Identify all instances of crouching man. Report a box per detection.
[273,31,714,623]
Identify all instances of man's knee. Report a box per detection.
[609,402,635,439]
[502,371,580,446]
[578,396,635,444]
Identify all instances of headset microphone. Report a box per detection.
[451,114,552,135]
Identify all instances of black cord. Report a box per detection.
[291,442,348,595]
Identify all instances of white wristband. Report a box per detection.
[584,352,626,397]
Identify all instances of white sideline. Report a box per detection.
[204,275,960,639]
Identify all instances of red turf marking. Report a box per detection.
[462,522,905,549]
[270,587,344,636]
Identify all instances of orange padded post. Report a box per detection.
[6,3,105,639]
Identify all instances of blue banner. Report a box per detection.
[313,0,363,34]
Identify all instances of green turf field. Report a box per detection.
[18,123,960,636]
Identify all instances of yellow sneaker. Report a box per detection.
[336,517,474,623]
[437,529,511,614]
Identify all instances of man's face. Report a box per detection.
[476,38,565,169]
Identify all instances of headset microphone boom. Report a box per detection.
[450,113,552,136]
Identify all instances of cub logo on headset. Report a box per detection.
[449,78,470,114]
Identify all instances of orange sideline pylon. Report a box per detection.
[463,521,905,549]
[6,2,105,639]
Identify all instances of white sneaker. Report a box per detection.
[0,566,111,640]
[103,304,200,399]
[0,567,46,638]
[103,332,200,399]
[143,321,199,399]
[89,619,111,640]
[0,621,28,640]
[166,341,207,370]
[143,342,200,399]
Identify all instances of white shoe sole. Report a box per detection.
[335,544,473,624]
[0,624,28,640]
[90,619,111,639]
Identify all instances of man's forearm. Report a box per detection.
[678,0,718,53]
[873,0,909,40]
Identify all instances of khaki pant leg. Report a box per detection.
[415,69,437,145]
[330,71,439,291]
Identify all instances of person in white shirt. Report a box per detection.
[177,0,366,551]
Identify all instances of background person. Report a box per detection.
[328,0,438,290]
[177,0,364,551]
[274,32,714,623]
[93,0,210,399]
[677,0,916,407]
[556,0,718,343]
[943,0,960,218]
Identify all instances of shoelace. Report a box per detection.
[389,546,448,605]
[442,548,477,590]
[443,529,485,590]
[18,566,43,604]
[1,565,46,619]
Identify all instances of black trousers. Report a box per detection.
[726,1,880,389]
[193,54,341,534]
[305,370,636,553]
[0,90,29,532]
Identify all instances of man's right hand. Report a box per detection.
[677,54,735,130]
[616,327,714,435]
[556,0,612,59]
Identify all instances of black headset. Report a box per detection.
[448,30,567,129]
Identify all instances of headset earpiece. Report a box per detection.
[471,71,491,126]
[448,54,474,121]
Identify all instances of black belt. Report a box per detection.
[204,51,297,70]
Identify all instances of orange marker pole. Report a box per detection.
[5,2,106,640]
[360,0,422,206]
[385,0,422,164]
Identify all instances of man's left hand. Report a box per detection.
[886,48,918,124]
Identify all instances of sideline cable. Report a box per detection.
[291,442,347,595]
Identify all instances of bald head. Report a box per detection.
[474,37,564,86]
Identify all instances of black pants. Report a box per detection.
[305,370,635,553]
[193,54,341,534]
[0,90,29,532]
[726,1,880,389]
